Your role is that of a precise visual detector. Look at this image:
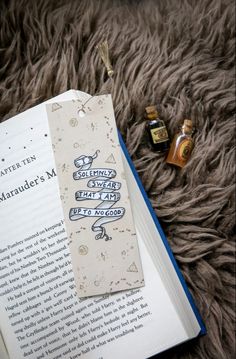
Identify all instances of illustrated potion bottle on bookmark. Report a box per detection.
[145,105,170,152]
[166,119,194,168]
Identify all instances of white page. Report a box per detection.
[0,327,9,359]
[0,91,188,359]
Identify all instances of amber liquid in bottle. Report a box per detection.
[166,119,194,168]
[145,106,170,152]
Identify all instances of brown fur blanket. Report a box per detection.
[0,0,235,358]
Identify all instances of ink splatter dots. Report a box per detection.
[69,118,78,127]
[1,158,5,162]
[44,134,48,137]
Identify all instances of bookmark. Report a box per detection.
[47,95,144,297]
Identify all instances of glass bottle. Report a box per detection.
[145,106,170,152]
[166,119,194,168]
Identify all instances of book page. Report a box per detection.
[0,91,188,359]
[0,327,9,359]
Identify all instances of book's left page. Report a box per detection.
[0,90,89,359]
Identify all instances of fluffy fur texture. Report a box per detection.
[0,0,235,358]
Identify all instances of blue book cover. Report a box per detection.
[119,131,206,339]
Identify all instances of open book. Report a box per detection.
[0,90,205,359]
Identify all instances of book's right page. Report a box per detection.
[119,132,205,341]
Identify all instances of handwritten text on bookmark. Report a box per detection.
[47,95,144,297]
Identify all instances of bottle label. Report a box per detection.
[177,139,193,161]
[150,126,169,144]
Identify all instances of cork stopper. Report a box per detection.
[182,119,193,133]
[145,105,158,118]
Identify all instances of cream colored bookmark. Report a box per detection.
[47,95,144,297]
